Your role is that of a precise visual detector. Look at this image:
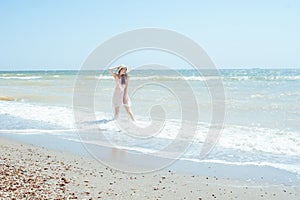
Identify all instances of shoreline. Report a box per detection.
[1,132,299,185]
[1,135,300,199]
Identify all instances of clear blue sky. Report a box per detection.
[0,0,299,70]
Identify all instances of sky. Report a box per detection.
[0,0,299,70]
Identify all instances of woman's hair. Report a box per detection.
[121,73,127,85]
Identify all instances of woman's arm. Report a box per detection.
[108,66,118,79]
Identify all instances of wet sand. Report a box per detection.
[0,138,299,199]
[0,96,14,101]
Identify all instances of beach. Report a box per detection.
[0,69,300,199]
[2,0,300,198]
[0,138,299,199]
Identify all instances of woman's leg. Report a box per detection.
[114,106,120,119]
[124,106,135,121]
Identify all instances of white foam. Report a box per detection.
[1,100,299,157]
[96,75,208,81]
[0,76,41,80]
[1,100,300,176]
[217,125,300,156]
[0,101,74,129]
[105,119,300,157]
[0,129,75,135]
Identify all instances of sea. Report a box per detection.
[0,68,300,185]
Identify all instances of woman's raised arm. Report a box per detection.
[108,66,118,79]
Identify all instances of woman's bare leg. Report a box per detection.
[124,106,135,121]
[114,106,120,119]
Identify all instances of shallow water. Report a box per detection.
[0,69,299,184]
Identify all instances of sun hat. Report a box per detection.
[117,64,130,74]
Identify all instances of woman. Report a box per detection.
[109,65,135,121]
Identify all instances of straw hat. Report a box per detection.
[117,64,130,74]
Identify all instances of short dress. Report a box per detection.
[112,76,131,107]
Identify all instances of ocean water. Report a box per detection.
[0,69,300,183]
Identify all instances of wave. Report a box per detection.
[1,73,300,82]
[1,101,299,156]
[222,75,300,81]
[0,129,75,135]
[0,101,73,129]
[96,75,218,81]
[0,76,41,80]
[94,75,300,81]
[1,100,299,177]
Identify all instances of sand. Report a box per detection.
[0,96,14,101]
[0,138,299,199]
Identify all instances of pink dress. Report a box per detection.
[112,76,131,107]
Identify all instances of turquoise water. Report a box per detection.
[0,68,300,183]
[1,69,299,130]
